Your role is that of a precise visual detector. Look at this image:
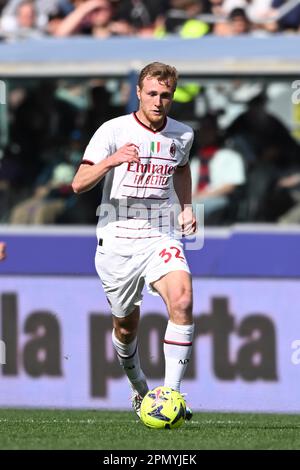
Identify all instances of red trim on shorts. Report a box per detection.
[81,160,95,166]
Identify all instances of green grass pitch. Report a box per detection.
[0,409,299,450]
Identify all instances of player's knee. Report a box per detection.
[170,291,193,320]
[114,325,137,344]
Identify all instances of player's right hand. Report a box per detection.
[110,143,140,167]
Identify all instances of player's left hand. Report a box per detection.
[178,207,197,236]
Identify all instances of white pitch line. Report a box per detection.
[0,418,127,425]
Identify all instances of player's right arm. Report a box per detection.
[72,143,140,194]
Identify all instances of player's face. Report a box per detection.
[136,77,174,130]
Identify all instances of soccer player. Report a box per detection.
[72,62,196,419]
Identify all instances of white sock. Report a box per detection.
[112,329,148,397]
[163,321,194,392]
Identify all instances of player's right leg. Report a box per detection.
[112,306,149,416]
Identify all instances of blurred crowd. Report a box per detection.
[1,1,300,227]
[0,78,125,225]
[0,0,300,40]
[1,75,300,227]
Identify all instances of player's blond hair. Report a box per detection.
[138,62,178,92]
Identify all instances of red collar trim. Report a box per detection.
[133,112,167,134]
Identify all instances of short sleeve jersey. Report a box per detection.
[82,112,194,254]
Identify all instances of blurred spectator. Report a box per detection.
[243,159,300,223]
[192,113,246,224]
[228,7,251,33]
[227,92,299,167]
[214,6,251,35]
[10,81,79,182]
[0,0,65,34]
[0,242,6,261]
[0,0,47,38]
[208,0,226,16]
[47,9,68,35]
[221,0,273,23]
[226,92,300,221]
[17,0,37,26]
[276,172,300,224]
[0,144,24,221]
[83,82,123,141]
[9,153,76,224]
[53,0,125,37]
[56,178,103,224]
[162,0,210,36]
[269,0,300,32]
[0,1,7,15]
[114,0,168,36]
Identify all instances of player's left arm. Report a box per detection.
[173,163,197,236]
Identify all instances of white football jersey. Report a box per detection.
[82,112,194,254]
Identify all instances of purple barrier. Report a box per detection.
[215,231,300,278]
[1,226,300,277]
[0,233,96,276]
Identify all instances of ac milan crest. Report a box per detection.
[170,141,176,158]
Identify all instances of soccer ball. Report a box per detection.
[140,386,186,429]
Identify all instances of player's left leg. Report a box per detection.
[151,270,194,393]
[95,243,149,416]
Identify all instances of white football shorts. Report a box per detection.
[94,238,191,317]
